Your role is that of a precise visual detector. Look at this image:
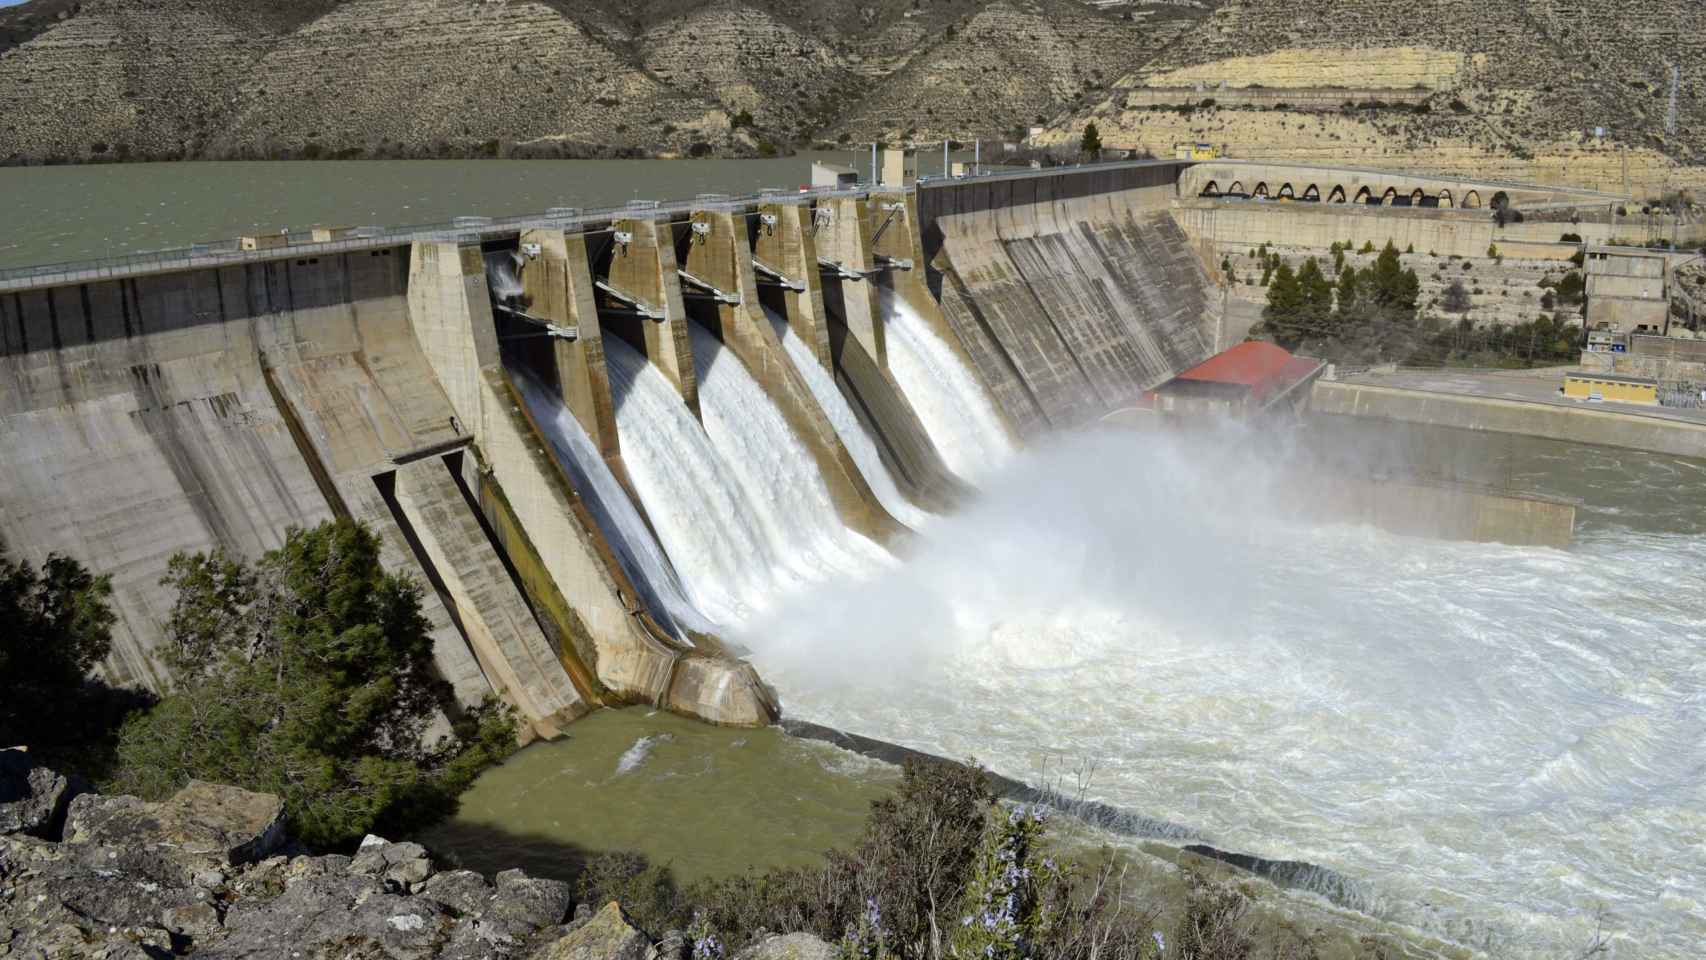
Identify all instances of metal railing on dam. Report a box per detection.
[0,158,1193,294]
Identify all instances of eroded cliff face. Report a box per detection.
[0,0,1183,164]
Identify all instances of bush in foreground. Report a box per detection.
[109,520,518,849]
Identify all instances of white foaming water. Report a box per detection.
[879,291,1012,481]
[484,250,524,300]
[613,733,672,777]
[762,305,934,529]
[604,330,887,626]
[756,426,1706,959]
[686,323,890,594]
[508,366,715,640]
[603,336,776,624]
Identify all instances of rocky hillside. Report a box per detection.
[1040,0,1706,196]
[0,0,1196,164]
[0,746,831,959]
[4,0,1701,194]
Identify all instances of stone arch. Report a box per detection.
[1253,182,1270,198]
[1303,184,1321,202]
[1380,187,1399,206]
[1438,188,1453,208]
[1409,188,1426,206]
[1463,190,1482,209]
[1200,180,1221,197]
[1278,183,1295,199]
[1491,191,1510,211]
[1228,180,1245,195]
[1328,185,1348,204]
[1354,186,1373,205]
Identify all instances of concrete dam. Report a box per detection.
[0,161,1221,736]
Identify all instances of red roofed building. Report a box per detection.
[1153,341,1325,417]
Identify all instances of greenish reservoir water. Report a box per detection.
[418,708,897,885]
[0,152,905,270]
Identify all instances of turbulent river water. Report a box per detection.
[752,420,1706,960]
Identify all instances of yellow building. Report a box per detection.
[1173,142,1221,161]
[1562,372,1658,405]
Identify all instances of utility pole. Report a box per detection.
[943,139,949,178]
[871,142,878,186]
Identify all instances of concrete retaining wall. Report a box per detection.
[1311,379,1706,459]
[1173,202,1586,262]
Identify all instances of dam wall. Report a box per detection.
[0,238,780,735]
[918,162,1217,435]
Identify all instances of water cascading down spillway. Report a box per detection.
[507,365,716,643]
[762,304,933,530]
[877,288,1013,482]
[601,326,889,630]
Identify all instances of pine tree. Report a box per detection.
[1079,122,1102,160]
[1262,262,1305,348]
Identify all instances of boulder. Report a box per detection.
[350,836,436,889]
[417,869,495,917]
[734,933,838,960]
[0,747,74,839]
[64,779,285,884]
[528,902,650,960]
[490,868,573,929]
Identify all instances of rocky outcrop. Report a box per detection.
[0,0,1187,164]
[0,749,74,841]
[0,751,837,960]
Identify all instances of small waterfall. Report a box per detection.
[762,305,933,529]
[485,250,525,303]
[508,366,715,641]
[879,290,1013,482]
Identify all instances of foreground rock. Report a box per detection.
[0,751,835,959]
[0,748,73,840]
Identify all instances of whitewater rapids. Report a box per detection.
[749,424,1706,959]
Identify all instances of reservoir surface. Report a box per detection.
[0,152,928,270]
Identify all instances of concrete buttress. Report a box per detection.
[751,201,831,370]
[607,217,700,417]
[812,195,886,369]
[682,207,904,544]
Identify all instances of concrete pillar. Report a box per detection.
[751,200,832,369]
[608,217,699,418]
[685,206,904,545]
[519,229,620,466]
[814,195,886,369]
[870,190,1021,443]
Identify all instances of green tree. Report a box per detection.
[111,520,517,849]
[1261,262,1304,348]
[0,542,146,776]
[1079,122,1102,160]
